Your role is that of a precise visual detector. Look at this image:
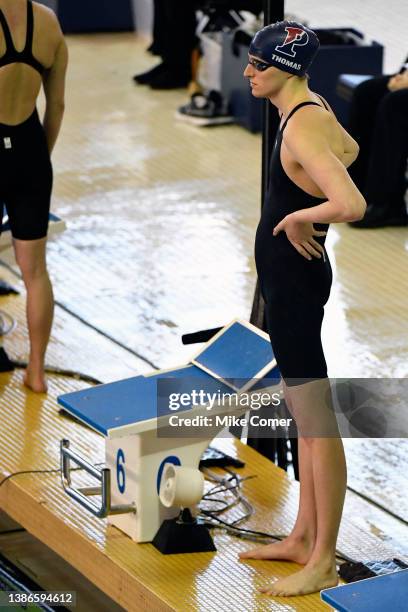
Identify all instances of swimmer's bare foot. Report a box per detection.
[24,367,48,393]
[260,561,338,597]
[239,533,315,565]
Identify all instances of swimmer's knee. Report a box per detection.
[19,261,48,284]
[14,239,48,281]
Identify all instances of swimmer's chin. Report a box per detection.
[249,85,266,98]
[250,89,265,98]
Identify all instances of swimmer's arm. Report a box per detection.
[284,116,366,223]
[42,19,68,154]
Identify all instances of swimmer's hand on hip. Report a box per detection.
[273,214,327,261]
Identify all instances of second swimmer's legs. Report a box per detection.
[14,237,54,393]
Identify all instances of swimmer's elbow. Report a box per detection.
[352,138,359,154]
[353,194,367,220]
[342,195,367,222]
[350,143,359,164]
[46,99,65,114]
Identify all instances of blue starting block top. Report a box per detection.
[59,364,233,436]
[321,569,408,611]
[58,319,280,437]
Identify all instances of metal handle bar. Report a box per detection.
[60,439,135,519]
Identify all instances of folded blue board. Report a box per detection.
[321,569,408,612]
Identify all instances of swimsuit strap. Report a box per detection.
[23,0,34,53]
[0,2,36,56]
[0,1,44,74]
[316,93,330,111]
[0,8,16,52]
[280,101,322,133]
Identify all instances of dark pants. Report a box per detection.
[152,0,198,76]
[151,1,263,76]
[348,76,408,214]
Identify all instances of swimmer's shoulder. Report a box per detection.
[285,95,341,143]
[283,97,345,161]
[32,1,65,68]
[284,102,333,143]
[33,1,64,41]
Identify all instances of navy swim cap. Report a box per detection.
[249,21,320,76]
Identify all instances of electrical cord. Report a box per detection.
[201,467,255,525]
[202,458,408,531]
[199,467,357,564]
[201,514,355,563]
[0,463,105,490]
[200,468,280,537]
[201,513,356,567]
[201,512,284,540]
[0,468,61,489]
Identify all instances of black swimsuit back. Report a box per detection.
[0,0,45,75]
[0,1,51,241]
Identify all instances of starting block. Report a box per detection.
[321,569,408,611]
[0,206,66,251]
[58,319,281,543]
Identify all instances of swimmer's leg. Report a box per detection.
[260,380,346,596]
[13,237,54,393]
[239,386,317,564]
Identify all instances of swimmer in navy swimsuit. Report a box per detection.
[0,0,67,392]
[239,22,366,597]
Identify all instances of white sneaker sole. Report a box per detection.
[175,110,235,127]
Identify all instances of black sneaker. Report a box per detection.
[176,91,234,126]
[349,204,408,229]
[133,62,167,85]
[149,69,191,90]
[0,347,15,372]
[0,280,19,295]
